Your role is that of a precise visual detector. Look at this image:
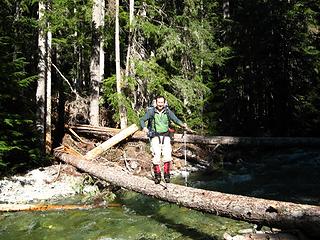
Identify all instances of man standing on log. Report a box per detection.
[140,96,187,184]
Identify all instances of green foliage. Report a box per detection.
[0,0,41,175]
[107,0,225,132]
[103,75,140,125]
[135,58,168,94]
[1,0,320,178]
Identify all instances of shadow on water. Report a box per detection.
[189,147,320,205]
[151,213,218,240]
[118,190,238,240]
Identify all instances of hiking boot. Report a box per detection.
[153,164,161,184]
[164,173,170,183]
[154,173,161,184]
[163,162,171,183]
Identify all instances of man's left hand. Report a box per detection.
[182,123,195,133]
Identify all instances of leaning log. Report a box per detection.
[54,147,320,238]
[85,124,139,160]
[71,124,320,147]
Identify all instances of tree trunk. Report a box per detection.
[46,30,52,152]
[125,0,134,79]
[89,0,105,126]
[53,148,320,238]
[37,1,52,154]
[71,124,320,147]
[223,0,230,19]
[115,0,127,129]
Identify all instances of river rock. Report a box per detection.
[0,164,97,204]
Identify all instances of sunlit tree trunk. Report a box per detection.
[125,0,138,110]
[134,1,147,109]
[115,0,127,129]
[36,1,52,154]
[223,0,230,19]
[90,0,105,126]
[46,31,52,152]
[125,0,134,80]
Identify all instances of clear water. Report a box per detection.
[0,192,251,240]
[1,148,319,240]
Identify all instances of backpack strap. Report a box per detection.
[147,107,155,132]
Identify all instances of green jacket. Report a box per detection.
[140,107,183,133]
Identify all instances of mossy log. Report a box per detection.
[54,146,320,238]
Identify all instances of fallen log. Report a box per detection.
[85,124,139,160]
[71,124,320,147]
[54,147,320,238]
[0,203,121,212]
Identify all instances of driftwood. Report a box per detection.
[85,124,139,160]
[54,147,320,238]
[0,203,121,212]
[71,124,320,147]
[223,232,300,240]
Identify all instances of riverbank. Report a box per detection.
[0,164,99,204]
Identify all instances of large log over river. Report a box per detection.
[54,147,320,238]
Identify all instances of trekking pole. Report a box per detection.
[181,130,189,186]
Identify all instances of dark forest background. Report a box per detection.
[1,0,319,174]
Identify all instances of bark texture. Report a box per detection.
[89,0,105,126]
[54,148,320,238]
[71,124,320,147]
[37,1,52,153]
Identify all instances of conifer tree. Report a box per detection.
[90,0,105,126]
[0,0,40,173]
